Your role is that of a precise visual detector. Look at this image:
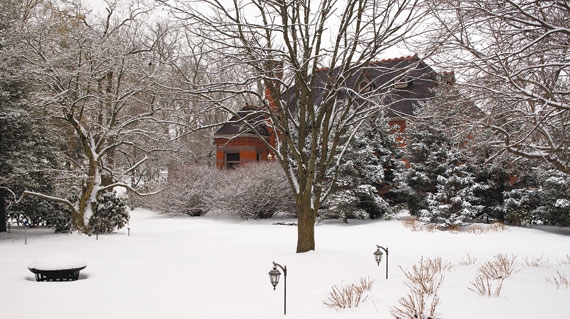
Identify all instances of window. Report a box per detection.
[394,76,411,89]
[359,80,375,93]
[226,152,240,169]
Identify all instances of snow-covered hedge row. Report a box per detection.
[151,162,295,219]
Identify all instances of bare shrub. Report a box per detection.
[391,257,450,319]
[546,271,570,289]
[524,254,551,268]
[324,277,374,309]
[469,253,518,297]
[458,252,477,266]
[489,222,507,232]
[479,253,517,280]
[156,164,219,216]
[215,162,295,219]
[447,224,462,233]
[559,254,570,265]
[425,224,438,232]
[153,162,295,218]
[403,218,422,231]
[466,223,507,234]
[469,273,502,297]
[466,224,486,234]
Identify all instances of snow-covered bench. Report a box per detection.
[28,255,87,282]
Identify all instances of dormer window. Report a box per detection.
[359,80,375,93]
[394,76,411,89]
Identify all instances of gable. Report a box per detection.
[281,55,439,119]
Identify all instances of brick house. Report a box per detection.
[213,55,450,168]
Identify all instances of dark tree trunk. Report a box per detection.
[296,195,317,253]
[0,191,7,232]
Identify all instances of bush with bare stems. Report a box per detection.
[466,223,507,234]
[323,277,374,309]
[546,271,570,289]
[406,222,508,234]
[524,254,551,268]
[403,218,422,232]
[458,252,477,266]
[391,257,452,319]
[559,255,570,265]
[469,253,518,297]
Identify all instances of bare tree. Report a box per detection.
[420,0,570,173]
[8,0,180,232]
[159,0,426,252]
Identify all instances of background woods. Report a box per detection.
[1,0,569,249]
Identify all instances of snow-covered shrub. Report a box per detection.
[88,191,130,234]
[8,197,73,233]
[8,197,56,228]
[155,164,218,216]
[216,162,295,219]
[44,205,73,233]
[153,163,294,219]
[321,190,367,222]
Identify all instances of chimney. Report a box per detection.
[440,70,455,85]
[264,59,283,113]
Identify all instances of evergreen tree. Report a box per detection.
[0,78,63,231]
[395,113,450,216]
[323,113,396,222]
[502,177,541,226]
[424,156,482,227]
[0,0,64,232]
[535,170,570,226]
[395,103,484,226]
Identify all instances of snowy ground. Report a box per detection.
[1,208,569,319]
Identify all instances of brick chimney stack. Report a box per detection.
[264,59,283,113]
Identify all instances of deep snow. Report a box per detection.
[1,209,569,318]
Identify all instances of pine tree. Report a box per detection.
[395,104,483,226]
[323,113,396,222]
[535,169,570,226]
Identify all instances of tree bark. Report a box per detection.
[75,160,98,233]
[0,191,7,233]
[296,194,317,253]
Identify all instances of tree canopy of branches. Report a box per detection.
[422,0,570,174]
[0,0,64,232]
[5,0,181,232]
[160,0,426,252]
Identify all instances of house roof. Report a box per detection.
[214,56,442,137]
[214,104,270,137]
[281,55,440,118]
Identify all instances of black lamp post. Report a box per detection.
[268,261,287,315]
[374,245,389,279]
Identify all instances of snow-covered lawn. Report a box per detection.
[1,209,569,318]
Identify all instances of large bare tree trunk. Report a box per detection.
[296,193,317,252]
[75,161,98,233]
[0,191,7,233]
